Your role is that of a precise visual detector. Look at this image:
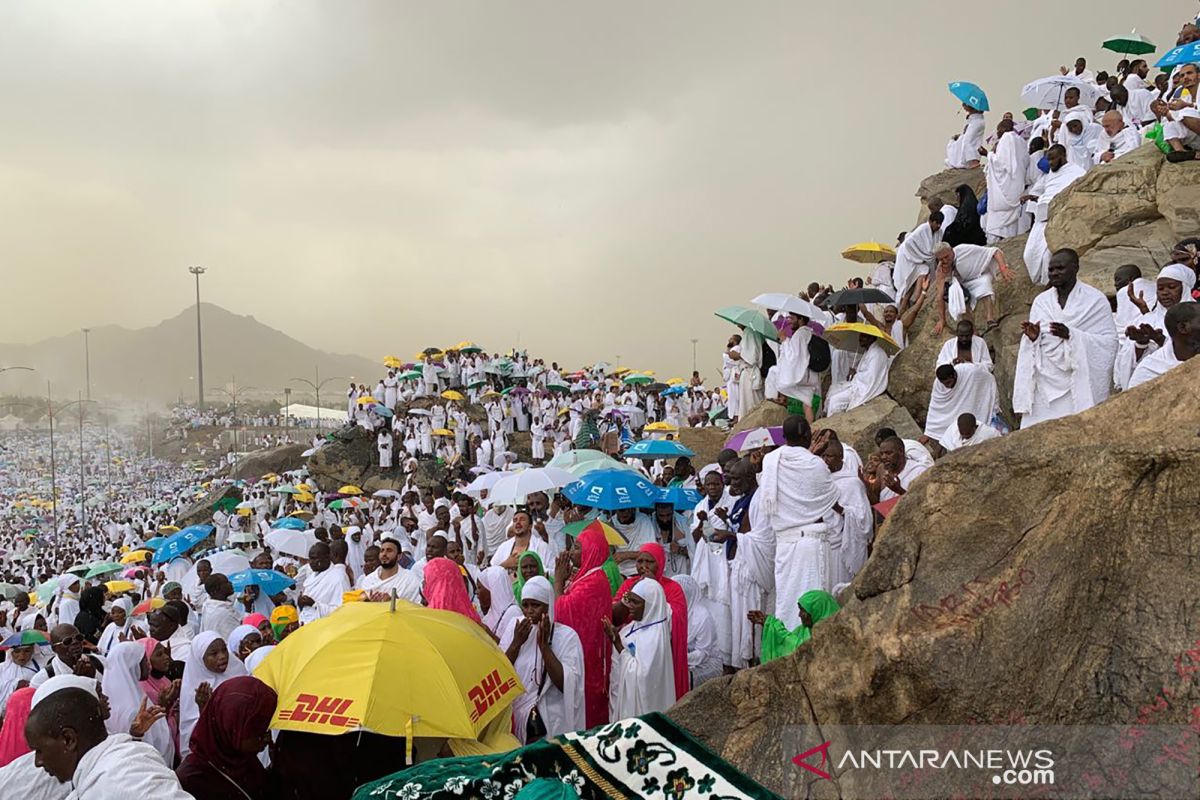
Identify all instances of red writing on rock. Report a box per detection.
[279,694,360,728]
[468,669,518,722]
[909,566,1037,630]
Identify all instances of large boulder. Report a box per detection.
[306,427,449,494]
[813,396,920,458]
[175,484,241,529]
[730,401,790,434]
[1156,160,1200,241]
[227,443,308,480]
[676,426,730,467]
[669,358,1200,797]
[1045,143,1163,255]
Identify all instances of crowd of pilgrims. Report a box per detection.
[0,13,1198,800]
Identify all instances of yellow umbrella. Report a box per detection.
[294,492,315,505]
[237,508,253,516]
[254,600,524,739]
[440,390,465,402]
[289,510,314,520]
[644,421,679,432]
[822,322,902,356]
[295,483,314,492]
[383,355,405,368]
[841,241,897,264]
[431,428,454,437]
[105,580,136,594]
[119,550,152,565]
[666,377,685,385]
[356,396,378,406]
[338,485,364,496]
[612,367,631,376]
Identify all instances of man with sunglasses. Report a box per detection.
[28,624,106,688]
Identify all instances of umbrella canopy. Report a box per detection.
[119,550,152,565]
[948,81,989,112]
[271,517,308,531]
[229,568,295,596]
[383,356,405,369]
[823,287,896,307]
[727,426,782,454]
[545,383,570,394]
[714,306,779,342]
[288,510,315,520]
[660,385,687,397]
[644,421,678,433]
[1102,30,1155,56]
[328,498,365,510]
[407,408,431,417]
[371,404,395,419]
[272,485,301,495]
[463,471,507,497]
[487,468,576,506]
[841,242,897,264]
[563,469,659,511]
[1019,75,1100,112]
[656,485,703,511]
[84,561,125,580]
[356,396,378,406]
[265,529,318,559]
[338,485,364,496]
[255,600,524,739]
[372,489,401,499]
[440,390,465,402]
[0,630,50,649]
[0,583,26,601]
[561,518,627,546]
[431,428,454,437]
[158,525,181,534]
[151,524,215,564]
[133,597,165,616]
[823,322,902,356]
[623,439,694,460]
[104,580,136,594]
[546,449,612,471]
[1157,41,1200,68]
[191,550,252,580]
[399,370,423,381]
[622,374,652,385]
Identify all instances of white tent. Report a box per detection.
[280,403,343,426]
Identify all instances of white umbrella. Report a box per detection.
[463,471,507,497]
[264,529,318,559]
[751,293,824,320]
[407,408,432,417]
[372,489,401,499]
[487,468,576,506]
[1020,75,1100,112]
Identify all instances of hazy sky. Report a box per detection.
[0,1,1186,379]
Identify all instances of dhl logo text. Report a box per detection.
[468,669,518,722]
[279,694,361,728]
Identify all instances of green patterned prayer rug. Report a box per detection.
[352,713,781,800]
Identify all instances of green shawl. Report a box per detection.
[512,550,548,600]
[760,589,840,663]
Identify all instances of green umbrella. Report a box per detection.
[714,305,780,342]
[622,374,652,385]
[272,485,300,494]
[212,496,239,513]
[83,561,124,580]
[35,576,64,598]
[1102,31,1155,57]
[65,564,90,577]
[0,583,26,600]
[399,370,423,381]
[545,383,569,394]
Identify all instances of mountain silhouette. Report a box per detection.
[0,303,378,406]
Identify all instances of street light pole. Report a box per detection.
[81,328,92,400]
[188,266,207,410]
[283,387,292,431]
[78,391,86,534]
[290,367,342,431]
[690,338,699,374]
[47,382,57,535]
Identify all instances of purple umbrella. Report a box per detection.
[724,426,785,452]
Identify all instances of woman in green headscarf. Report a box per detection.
[751,590,840,663]
[512,550,549,599]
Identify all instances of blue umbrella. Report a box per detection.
[1157,41,1200,69]
[623,439,695,460]
[660,385,687,397]
[563,469,660,511]
[270,516,308,530]
[143,536,166,551]
[228,568,295,596]
[371,403,395,418]
[656,485,704,511]
[151,524,214,565]
[948,81,989,112]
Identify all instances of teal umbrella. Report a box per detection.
[1102,31,1155,57]
[714,306,779,342]
[947,80,989,112]
[622,374,652,385]
[84,561,125,580]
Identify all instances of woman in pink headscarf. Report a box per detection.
[613,543,689,700]
[0,687,33,766]
[553,524,614,728]
[423,557,483,626]
[138,637,181,756]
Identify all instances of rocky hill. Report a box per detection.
[669,357,1200,797]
